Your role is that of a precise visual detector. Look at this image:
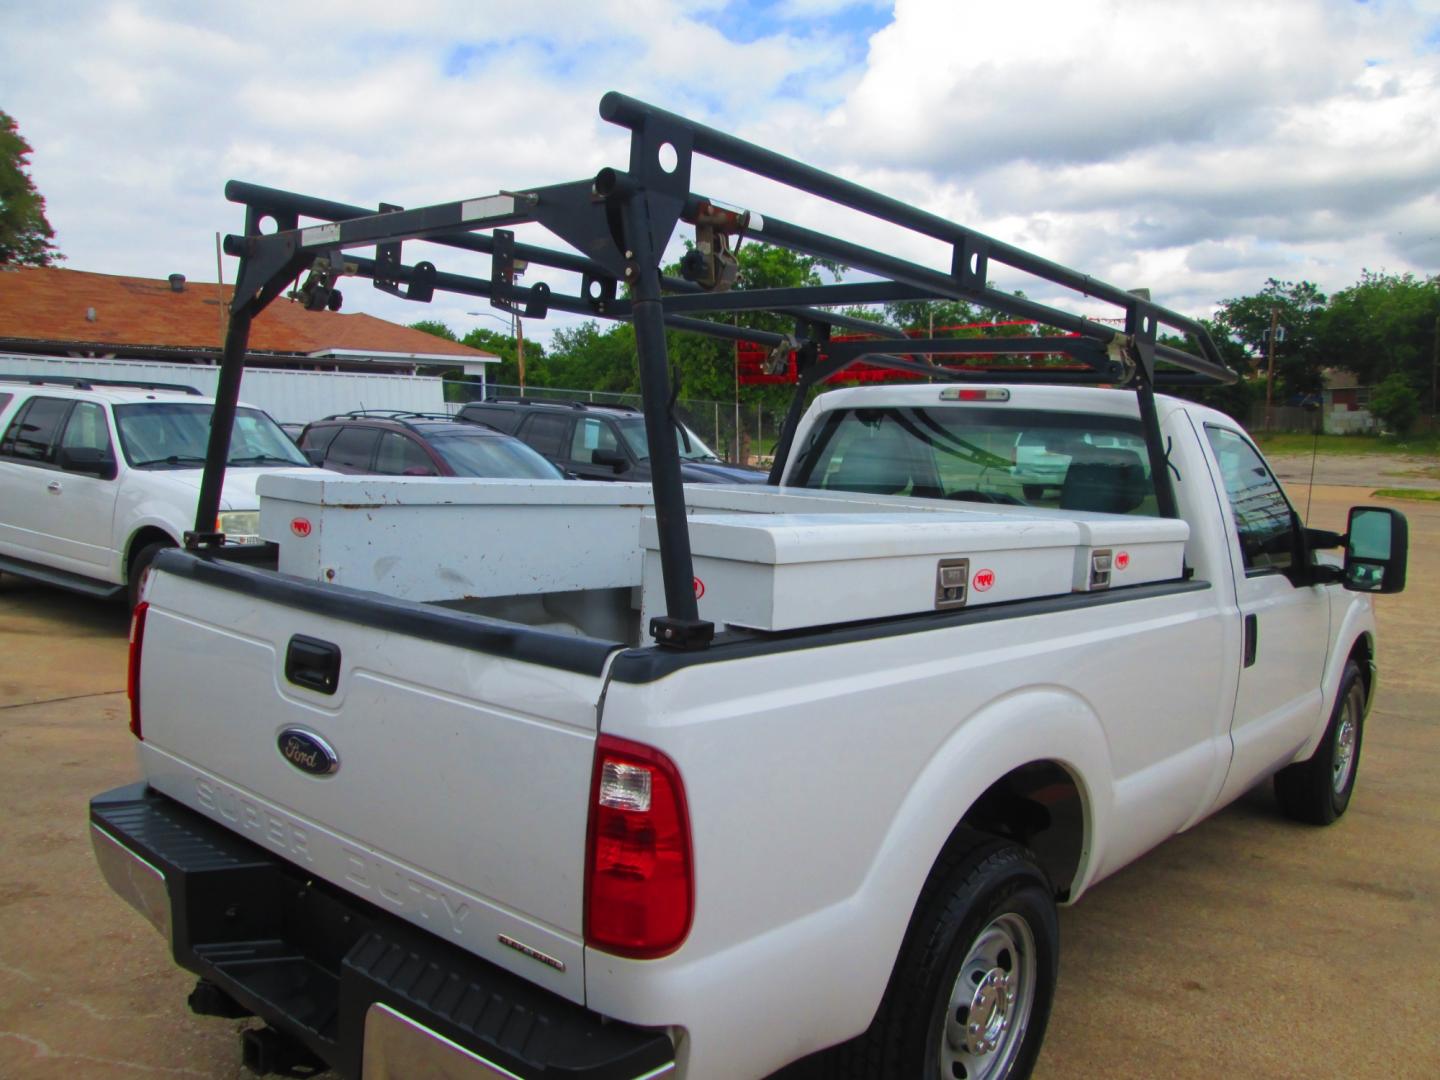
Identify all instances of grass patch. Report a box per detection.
[1253,432,1440,456]
[1371,488,1440,502]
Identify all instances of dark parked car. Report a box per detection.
[298,412,563,480]
[456,398,767,484]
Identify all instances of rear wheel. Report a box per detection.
[828,833,1058,1079]
[127,540,174,610]
[1274,660,1366,825]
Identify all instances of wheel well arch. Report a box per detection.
[1348,631,1375,701]
[125,527,178,580]
[948,759,1088,902]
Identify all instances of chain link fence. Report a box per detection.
[443,381,788,466]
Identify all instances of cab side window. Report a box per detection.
[1205,426,1295,572]
[376,432,437,475]
[299,425,341,458]
[569,417,622,465]
[325,427,381,470]
[60,402,114,455]
[0,396,73,464]
[518,414,569,458]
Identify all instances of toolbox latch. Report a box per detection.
[935,558,970,610]
[1090,549,1113,590]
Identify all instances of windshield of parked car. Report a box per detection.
[429,432,564,479]
[790,406,1158,514]
[614,417,722,462]
[115,402,309,469]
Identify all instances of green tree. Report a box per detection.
[659,241,836,413]
[883,299,979,332]
[1314,271,1440,396]
[407,319,458,341]
[1215,279,1328,399]
[460,325,551,388]
[0,109,62,266]
[1369,372,1420,435]
[1159,319,1258,422]
[543,321,632,394]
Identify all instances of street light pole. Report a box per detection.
[467,309,523,394]
[1265,306,1279,433]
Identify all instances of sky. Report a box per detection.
[2,0,1437,350]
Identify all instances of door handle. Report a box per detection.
[285,635,341,695]
[1243,613,1259,668]
[46,480,62,494]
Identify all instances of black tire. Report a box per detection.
[1022,485,1046,501]
[1274,659,1366,825]
[127,540,174,610]
[827,832,1059,1080]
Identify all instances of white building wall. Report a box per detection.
[0,353,453,423]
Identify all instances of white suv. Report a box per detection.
[0,377,314,607]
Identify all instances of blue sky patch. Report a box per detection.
[443,37,583,79]
[696,0,892,45]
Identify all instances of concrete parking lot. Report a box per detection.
[1,484,1436,1079]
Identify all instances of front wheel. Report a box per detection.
[829,834,1059,1079]
[1274,659,1366,825]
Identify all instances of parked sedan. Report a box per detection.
[297,413,563,480]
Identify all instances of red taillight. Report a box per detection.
[127,602,148,740]
[584,735,694,958]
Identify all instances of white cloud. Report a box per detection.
[1,0,1435,351]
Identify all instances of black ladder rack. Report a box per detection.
[198,91,1237,649]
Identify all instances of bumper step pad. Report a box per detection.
[91,783,674,1080]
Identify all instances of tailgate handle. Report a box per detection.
[286,635,341,695]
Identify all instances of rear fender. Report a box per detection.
[586,685,1112,1080]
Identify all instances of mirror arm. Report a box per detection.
[1305,527,1345,550]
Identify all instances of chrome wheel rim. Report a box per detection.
[939,913,1037,1080]
[1332,693,1358,796]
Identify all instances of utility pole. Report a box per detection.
[1264,306,1279,433]
[515,312,525,394]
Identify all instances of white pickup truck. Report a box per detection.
[89,94,1409,1080]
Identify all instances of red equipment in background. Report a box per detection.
[736,321,1087,385]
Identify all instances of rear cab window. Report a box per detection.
[791,405,1157,514]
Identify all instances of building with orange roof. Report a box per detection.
[0,266,496,377]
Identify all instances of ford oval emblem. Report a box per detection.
[277,728,339,776]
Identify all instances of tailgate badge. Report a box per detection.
[278,728,339,777]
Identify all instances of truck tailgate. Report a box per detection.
[133,551,618,1003]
